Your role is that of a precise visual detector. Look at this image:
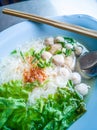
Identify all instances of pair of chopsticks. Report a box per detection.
[2,8,97,39]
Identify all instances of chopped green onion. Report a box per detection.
[57,42,65,47]
[37,58,52,68]
[20,51,25,62]
[65,49,72,56]
[40,48,45,54]
[25,48,52,68]
[45,45,51,51]
[10,50,17,55]
[24,48,35,57]
[64,37,76,45]
[67,80,74,88]
[32,57,37,64]
[54,50,62,55]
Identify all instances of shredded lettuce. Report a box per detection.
[0,80,86,130]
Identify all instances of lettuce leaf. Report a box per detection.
[0,80,40,102]
[0,80,86,130]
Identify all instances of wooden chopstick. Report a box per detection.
[2,8,97,39]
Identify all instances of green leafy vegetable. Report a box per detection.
[0,80,86,130]
[0,80,39,102]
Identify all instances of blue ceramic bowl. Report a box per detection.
[0,14,97,130]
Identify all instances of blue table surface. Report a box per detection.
[0,0,57,32]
